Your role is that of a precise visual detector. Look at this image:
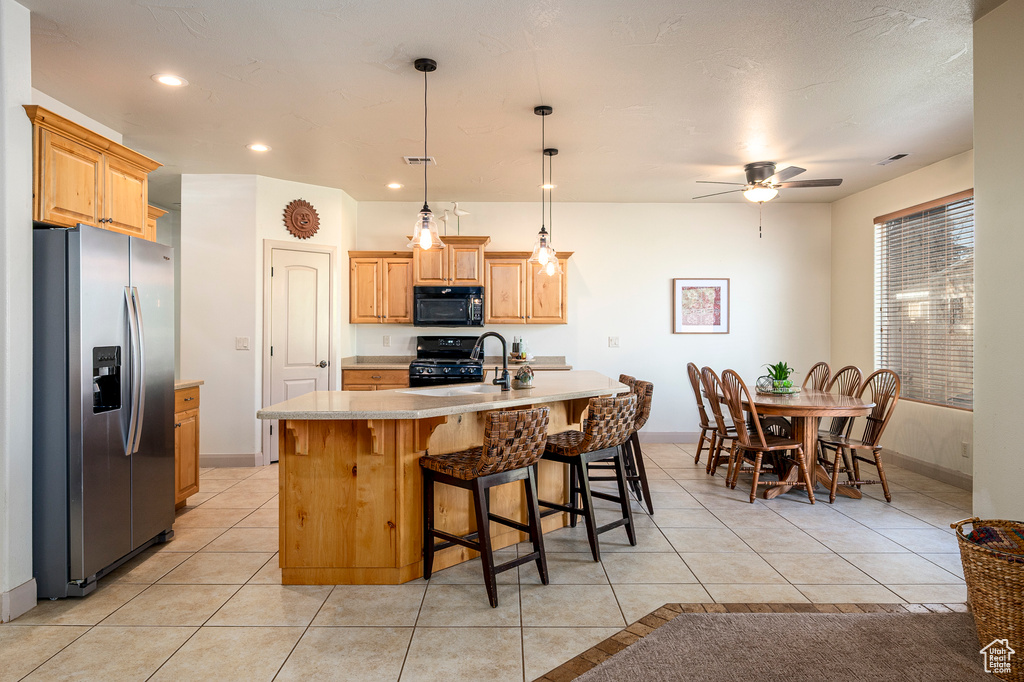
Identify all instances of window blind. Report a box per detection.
[874,192,974,410]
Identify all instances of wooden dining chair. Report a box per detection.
[687,363,717,465]
[819,369,900,504]
[720,370,815,504]
[816,365,863,467]
[802,361,831,391]
[699,367,737,477]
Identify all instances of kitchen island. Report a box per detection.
[257,370,627,585]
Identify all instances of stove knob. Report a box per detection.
[443,367,450,374]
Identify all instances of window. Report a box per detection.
[874,190,974,410]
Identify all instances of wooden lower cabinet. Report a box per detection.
[174,387,201,508]
[342,368,409,391]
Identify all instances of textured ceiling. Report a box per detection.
[24,0,997,205]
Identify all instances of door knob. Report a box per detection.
[318,361,328,368]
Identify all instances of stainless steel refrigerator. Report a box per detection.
[33,223,175,598]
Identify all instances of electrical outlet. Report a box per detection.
[961,441,971,458]
[235,336,250,350]
[608,336,620,348]
[382,335,392,347]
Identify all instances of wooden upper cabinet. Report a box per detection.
[484,251,571,324]
[528,258,569,324]
[382,258,413,324]
[350,257,382,323]
[104,155,149,238]
[485,258,527,324]
[349,252,413,324]
[413,235,489,286]
[39,129,103,227]
[146,205,167,243]
[25,105,161,240]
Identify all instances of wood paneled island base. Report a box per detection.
[258,371,627,585]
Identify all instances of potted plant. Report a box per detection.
[764,361,795,390]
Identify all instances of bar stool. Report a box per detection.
[586,376,655,514]
[421,407,551,608]
[539,393,638,562]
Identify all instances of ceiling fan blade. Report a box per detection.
[695,181,745,186]
[774,178,843,188]
[692,189,744,200]
[767,166,806,183]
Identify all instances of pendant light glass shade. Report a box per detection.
[528,226,558,269]
[409,58,442,250]
[409,207,444,249]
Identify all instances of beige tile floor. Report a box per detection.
[2,442,971,681]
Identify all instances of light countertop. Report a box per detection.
[341,356,572,370]
[258,370,623,421]
[174,379,204,390]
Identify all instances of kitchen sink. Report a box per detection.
[398,385,504,397]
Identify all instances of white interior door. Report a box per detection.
[268,247,331,461]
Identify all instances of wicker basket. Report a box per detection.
[952,517,1024,681]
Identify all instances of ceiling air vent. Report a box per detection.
[876,153,910,166]
[404,156,436,166]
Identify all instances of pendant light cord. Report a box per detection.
[540,112,546,229]
[548,152,553,244]
[423,67,429,211]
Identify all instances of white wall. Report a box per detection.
[973,0,1024,518]
[356,201,832,437]
[830,151,974,476]
[180,174,355,459]
[30,88,122,143]
[0,0,35,621]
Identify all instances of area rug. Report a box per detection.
[539,604,989,682]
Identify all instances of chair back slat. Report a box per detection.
[823,365,863,437]
[579,393,637,453]
[802,361,831,391]
[721,369,768,449]
[857,369,900,447]
[476,407,551,476]
[699,367,731,436]
[687,363,712,429]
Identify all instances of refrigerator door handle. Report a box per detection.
[130,287,146,454]
[124,286,140,456]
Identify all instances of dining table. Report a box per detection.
[719,387,874,500]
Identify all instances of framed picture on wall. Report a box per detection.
[672,278,729,334]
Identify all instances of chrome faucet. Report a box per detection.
[471,331,511,391]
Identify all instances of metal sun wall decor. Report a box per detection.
[283,199,320,239]
[672,278,730,334]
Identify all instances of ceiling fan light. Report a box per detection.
[743,186,779,203]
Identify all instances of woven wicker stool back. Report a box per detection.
[475,407,551,477]
[578,393,637,453]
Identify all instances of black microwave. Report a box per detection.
[413,286,484,327]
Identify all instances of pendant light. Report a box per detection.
[542,147,562,276]
[528,105,562,276]
[408,58,443,251]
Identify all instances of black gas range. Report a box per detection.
[408,335,485,387]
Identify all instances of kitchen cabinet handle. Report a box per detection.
[174,422,181,428]
[183,396,195,402]
[371,375,382,380]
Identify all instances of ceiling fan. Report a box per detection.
[693,162,843,202]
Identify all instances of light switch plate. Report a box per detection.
[383,335,392,347]
[235,336,250,350]
[608,336,620,348]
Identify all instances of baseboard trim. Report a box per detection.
[199,453,261,469]
[640,432,699,444]
[881,448,973,492]
[1,578,37,623]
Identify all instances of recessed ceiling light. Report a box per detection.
[152,73,188,87]
[247,143,271,152]
[386,183,403,189]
